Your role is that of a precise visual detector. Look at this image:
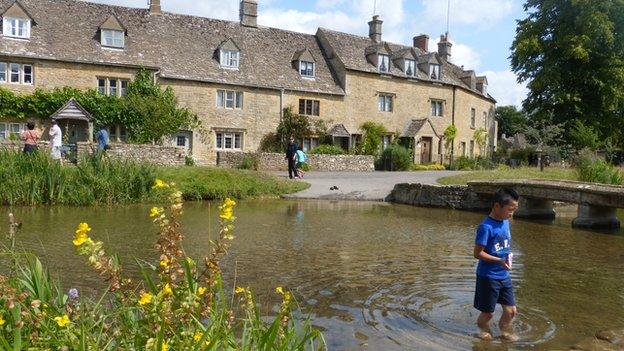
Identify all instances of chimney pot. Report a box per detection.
[413,34,429,52]
[149,0,161,14]
[437,33,452,61]
[240,0,258,28]
[368,15,383,43]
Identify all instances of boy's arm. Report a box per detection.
[474,245,511,270]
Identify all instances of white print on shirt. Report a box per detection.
[494,239,510,252]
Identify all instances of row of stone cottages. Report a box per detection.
[0,0,497,166]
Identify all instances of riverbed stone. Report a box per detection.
[571,337,623,351]
[595,329,624,345]
[386,183,490,210]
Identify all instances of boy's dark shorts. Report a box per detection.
[474,275,515,313]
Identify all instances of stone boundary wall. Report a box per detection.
[386,183,490,210]
[217,152,375,172]
[1,141,185,166]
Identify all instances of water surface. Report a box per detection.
[4,200,624,350]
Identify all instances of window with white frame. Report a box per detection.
[378,94,393,112]
[429,64,440,80]
[1,62,32,85]
[378,54,390,73]
[101,29,124,48]
[405,59,415,76]
[97,77,129,97]
[216,90,243,109]
[430,100,443,116]
[220,50,240,68]
[215,131,242,150]
[0,122,25,141]
[3,17,31,39]
[298,99,320,116]
[299,61,315,78]
[470,108,476,128]
[300,137,319,152]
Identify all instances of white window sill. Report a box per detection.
[101,46,125,51]
[1,35,30,41]
[216,148,243,152]
[301,76,316,80]
[220,66,240,70]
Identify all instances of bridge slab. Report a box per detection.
[515,197,556,219]
[572,203,620,229]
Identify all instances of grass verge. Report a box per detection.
[437,166,578,185]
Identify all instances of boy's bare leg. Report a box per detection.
[477,312,494,340]
[499,305,518,341]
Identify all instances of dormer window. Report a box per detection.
[405,59,415,76]
[101,29,124,48]
[378,54,390,73]
[429,64,440,80]
[2,17,30,38]
[300,61,315,78]
[220,50,240,69]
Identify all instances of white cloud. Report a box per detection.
[480,70,527,107]
[427,39,481,70]
[421,0,514,29]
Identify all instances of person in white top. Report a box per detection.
[49,119,63,165]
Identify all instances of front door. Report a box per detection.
[421,137,432,163]
[173,131,193,155]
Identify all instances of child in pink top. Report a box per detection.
[20,122,39,154]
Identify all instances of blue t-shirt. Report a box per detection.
[96,129,109,150]
[296,150,307,163]
[475,216,512,279]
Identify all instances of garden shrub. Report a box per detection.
[237,154,259,170]
[449,156,496,171]
[411,163,446,171]
[375,144,412,171]
[310,144,344,155]
[574,150,623,185]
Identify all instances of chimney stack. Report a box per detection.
[413,34,429,52]
[368,15,383,43]
[437,33,452,61]
[240,0,258,28]
[149,0,161,14]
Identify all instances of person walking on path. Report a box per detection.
[20,122,39,154]
[285,136,299,179]
[49,119,63,165]
[295,145,307,178]
[473,188,519,341]
[95,125,110,152]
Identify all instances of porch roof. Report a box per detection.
[50,98,93,122]
[328,123,350,137]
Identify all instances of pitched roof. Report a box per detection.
[50,98,92,121]
[328,123,350,137]
[317,27,495,101]
[0,0,344,95]
[402,118,440,138]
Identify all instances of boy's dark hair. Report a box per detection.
[27,122,35,130]
[297,145,302,151]
[492,188,519,207]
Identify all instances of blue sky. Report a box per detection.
[86,0,529,107]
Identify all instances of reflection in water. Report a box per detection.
[4,201,624,350]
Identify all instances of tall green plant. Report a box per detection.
[474,128,488,155]
[359,121,386,157]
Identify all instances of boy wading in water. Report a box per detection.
[473,188,519,341]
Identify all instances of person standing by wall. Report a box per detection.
[20,122,39,154]
[285,135,298,179]
[49,119,63,165]
[95,125,110,152]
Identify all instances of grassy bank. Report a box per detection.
[437,166,578,185]
[0,150,308,206]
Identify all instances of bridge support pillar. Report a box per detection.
[572,203,620,229]
[515,197,556,219]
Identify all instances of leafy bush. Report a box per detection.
[574,150,623,185]
[237,154,259,170]
[375,144,412,171]
[412,163,446,171]
[358,121,387,157]
[509,146,537,165]
[184,155,196,166]
[299,162,311,172]
[449,156,496,171]
[310,144,344,155]
[0,183,325,350]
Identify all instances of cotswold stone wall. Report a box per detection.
[1,141,185,166]
[386,183,490,210]
[217,152,375,172]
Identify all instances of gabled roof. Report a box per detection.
[292,48,315,62]
[217,38,240,52]
[392,47,416,61]
[0,0,344,95]
[99,14,125,31]
[317,27,494,101]
[328,123,350,137]
[402,118,440,138]
[1,0,35,22]
[50,98,93,122]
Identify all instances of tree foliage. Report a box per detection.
[358,121,387,157]
[569,120,600,151]
[495,106,528,138]
[511,0,624,146]
[0,69,198,143]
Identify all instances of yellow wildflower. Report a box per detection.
[153,179,169,189]
[162,342,169,351]
[197,287,206,296]
[193,331,203,342]
[160,257,170,268]
[149,207,164,218]
[76,222,91,235]
[224,234,235,240]
[0,315,5,326]
[219,208,233,221]
[54,314,70,327]
[73,222,91,246]
[138,292,153,305]
[223,198,236,207]
[275,286,284,295]
[235,286,245,294]
[162,283,173,296]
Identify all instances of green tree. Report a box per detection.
[495,106,527,138]
[359,121,386,157]
[473,128,488,155]
[511,0,624,146]
[569,119,600,151]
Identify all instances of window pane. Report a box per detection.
[10,63,20,83]
[303,138,310,151]
[120,80,128,96]
[109,79,117,96]
[311,138,319,149]
[234,133,241,149]
[225,91,234,108]
[176,136,186,147]
[306,100,312,115]
[312,100,319,116]
[216,91,224,107]
[216,133,223,148]
[224,134,233,149]
[299,99,305,114]
[98,79,106,95]
[0,62,6,82]
[23,65,32,84]
[235,92,243,108]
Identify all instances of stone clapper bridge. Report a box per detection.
[387,179,624,230]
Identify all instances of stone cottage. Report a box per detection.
[0,0,497,165]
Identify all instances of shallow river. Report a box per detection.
[4,200,624,350]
